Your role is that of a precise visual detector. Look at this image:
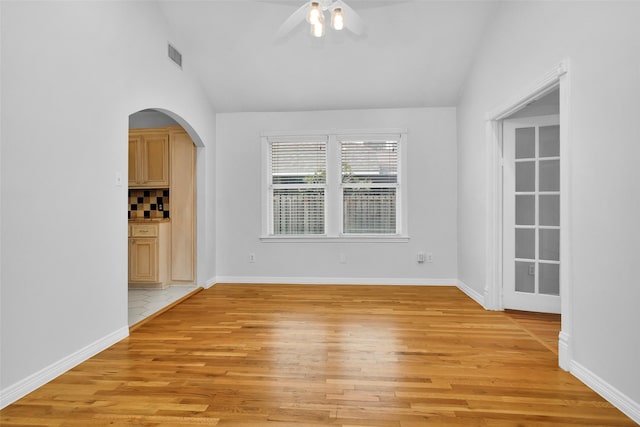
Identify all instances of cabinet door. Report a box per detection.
[142,135,169,187]
[129,238,159,282]
[170,131,196,282]
[128,136,142,186]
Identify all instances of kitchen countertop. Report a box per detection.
[128,218,171,223]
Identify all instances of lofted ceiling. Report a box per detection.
[158,0,500,113]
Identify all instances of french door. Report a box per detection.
[503,115,560,313]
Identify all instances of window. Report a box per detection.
[340,138,398,234]
[270,139,327,235]
[262,130,407,241]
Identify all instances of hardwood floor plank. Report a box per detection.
[1,284,635,426]
[504,309,561,355]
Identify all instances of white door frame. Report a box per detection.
[483,60,572,370]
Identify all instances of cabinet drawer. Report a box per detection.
[130,224,158,237]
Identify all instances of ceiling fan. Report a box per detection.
[276,0,365,39]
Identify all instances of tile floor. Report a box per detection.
[128,285,199,326]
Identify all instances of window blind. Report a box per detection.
[340,138,399,234]
[270,140,326,235]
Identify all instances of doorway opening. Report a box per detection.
[127,109,200,328]
[484,60,571,370]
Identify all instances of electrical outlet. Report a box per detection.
[417,252,426,263]
[249,253,256,263]
[426,252,433,263]
[339,253,347,264]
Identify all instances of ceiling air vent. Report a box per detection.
[168,43,182,68]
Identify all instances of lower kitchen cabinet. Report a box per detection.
[128,222,170,288]
[129,237,158,283]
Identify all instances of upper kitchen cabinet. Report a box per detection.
[128,136,142,187]
[129,130,170,188]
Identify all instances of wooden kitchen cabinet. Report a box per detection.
[128,136,142,187]
[129,237,159,283]
[128,222,170,288]
[129,130,170,188]
[169,129,196,282]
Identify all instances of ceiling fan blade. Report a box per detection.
[335,0,365,36]
[275,2,309,40]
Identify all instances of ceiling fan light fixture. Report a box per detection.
[331,7,344,31]
[311,19,325,38]
[306,1,323,25]
[277,0,362,40]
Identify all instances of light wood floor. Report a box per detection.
[1,284,635,426]
[504,309,562,356]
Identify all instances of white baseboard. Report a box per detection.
[570,360,640,424]
[0,326,129,410]
[201,275,217,289]
[214,276,458,286]
[558,330,571,371]
[456,280,486,308]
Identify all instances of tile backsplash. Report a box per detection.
[128,189,170,220]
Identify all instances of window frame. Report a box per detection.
[261,129,408,242]
[267,136,328,236]
[338,134,402,236]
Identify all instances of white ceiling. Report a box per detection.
[159,0,500,113]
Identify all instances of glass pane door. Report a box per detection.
[503,116,560,313]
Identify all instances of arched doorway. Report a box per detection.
[127,109,200,328]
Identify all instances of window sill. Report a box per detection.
[260,235,410,243]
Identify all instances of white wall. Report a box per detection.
[129,110,179,129]
[0,1,216,404]
[457,0,640,414]
[216,108,457,284]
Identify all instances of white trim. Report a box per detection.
[485,61,567,121]
[0,326,129,409]
[558,330,571,369]
[261,128,408,138]
[201,275,217,289]
[457,280,486,308]
[327,134,340,233]
[570,360,640,425]
[261,136,270,237]
[398,132,408,236]
[260,235,410,243]
[484,119,503,311]
[264,134,329,143]
[558,64,573,371]
[214,276,457,286]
